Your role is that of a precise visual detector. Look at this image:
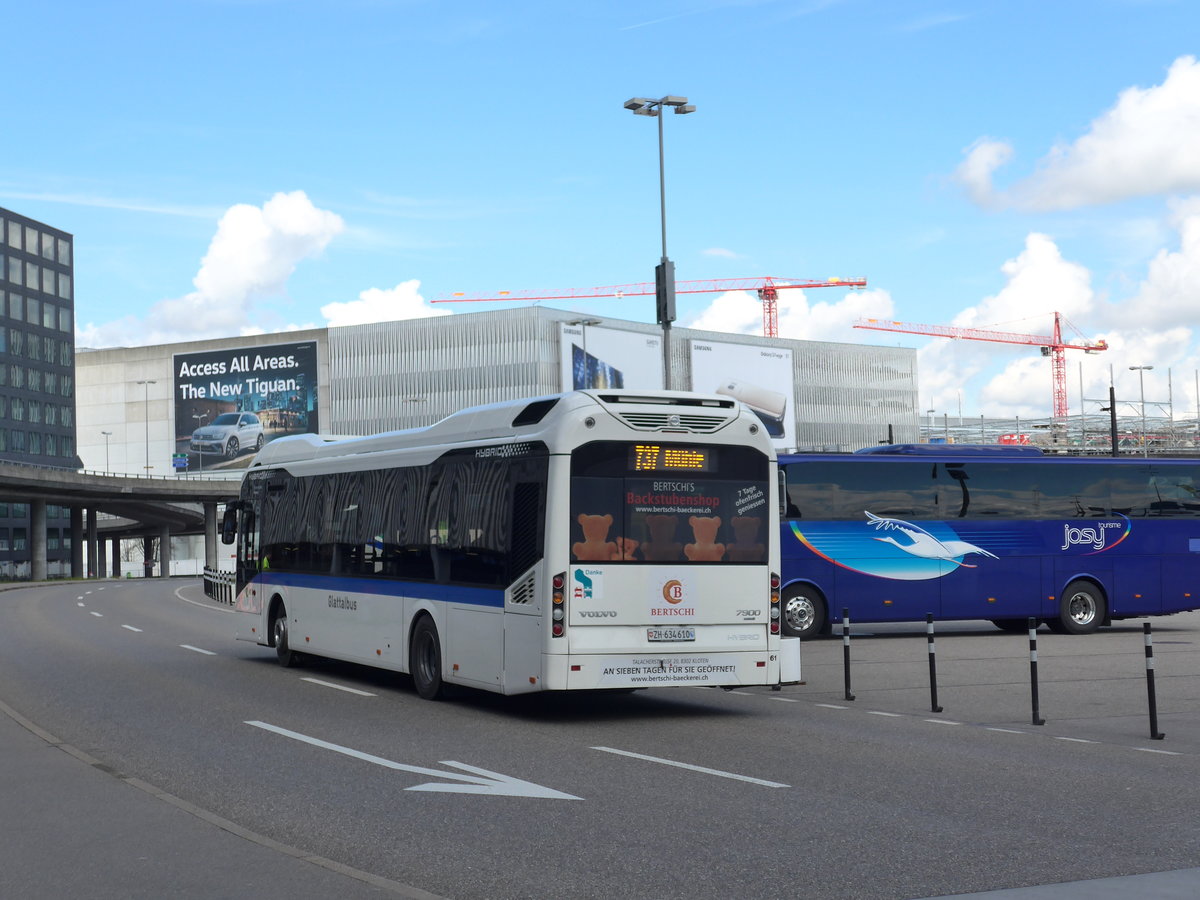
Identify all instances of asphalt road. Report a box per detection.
[1,580,1199,899]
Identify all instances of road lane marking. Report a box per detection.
[246,721,580,799]
[868,711,902,717]
[1136,747,1182,756]
[816,703,848,710]
[987,728,1027,734]
[769,696,800,703]
[591,746,789,788]
[89,611,103,618]
[301,677,376,697]
[1055,737,1096,744]
[180,644,216,656]
[77,602,85,607]
[925,719,961,726]
[122,625,143,633]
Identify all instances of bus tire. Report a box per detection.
[1049,581,1106,635]
[272,603,301,667]
[411,616,444,700]
[781,585,828,639]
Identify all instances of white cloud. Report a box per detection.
[321,280,450,327]
[951,138,1013,208]
[684,286,894,340]
[77,191,344,348]
[702,247,741,259]
[956,56,1200,211]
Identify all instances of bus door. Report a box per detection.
[931,463,1035,623]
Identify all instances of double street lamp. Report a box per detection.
[1130,365,1154,457]
[192,412,209,473]
[101,430,112,474]
[623,95,696,390]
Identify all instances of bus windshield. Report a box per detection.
[570,441,770,564]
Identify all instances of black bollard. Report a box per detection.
[1143,622,1165,740]
[1028,617,1045,726]
[927,613,943,713]
[842,607,855,701]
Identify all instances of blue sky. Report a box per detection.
[5,0,1200,420]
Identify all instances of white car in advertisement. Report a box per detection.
[191,412,265,459]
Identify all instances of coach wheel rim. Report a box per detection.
[781,588,825,639]
[1056,581,1105,635]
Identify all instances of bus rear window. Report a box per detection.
[570,441,769,564]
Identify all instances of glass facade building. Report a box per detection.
[0,206,78,576]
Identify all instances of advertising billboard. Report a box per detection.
[559,323,663,391]
[173,340,318,471]
[689,340,795,448]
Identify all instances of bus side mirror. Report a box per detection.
[221,503,240,545]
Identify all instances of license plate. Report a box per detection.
[647,627,696,642]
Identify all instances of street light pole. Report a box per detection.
[136,380,157,474]
[624,95,696,391]
[101,431,112,474]
[1131,365,1153,457]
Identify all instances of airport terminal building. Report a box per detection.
[75,305,920,478]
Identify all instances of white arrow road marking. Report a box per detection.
[592,746,789,788]
[246,721,581,800]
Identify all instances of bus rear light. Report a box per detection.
[770,606,780,620]
[770,620,780,635]
[770,573,780,590]
[552,572,566,637]
[757,660,766,667]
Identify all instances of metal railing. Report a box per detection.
[203,566,235,605]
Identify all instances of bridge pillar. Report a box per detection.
[86,509,98,578]
[110,537,122,578]
[143,536,155,577]
[31,500,47,582]
[71,507,84,579]
[204,502,218,570]
[159,525,171,578]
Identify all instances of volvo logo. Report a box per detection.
[668,414,681,426]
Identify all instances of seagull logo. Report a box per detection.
[865,512,998,568]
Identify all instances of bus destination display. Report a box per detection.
[630,444,712,472]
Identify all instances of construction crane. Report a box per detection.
[854,311,1108,419]
[434,276,867,337]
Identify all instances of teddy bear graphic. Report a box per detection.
[684,515,726,561]
[726,515,765,562]
[641,514,683,561]
[572,513,618,561]
[572,513,642,561]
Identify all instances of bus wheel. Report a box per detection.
[1049,581,1106,635]
[411,617,444,700]
[272,604,300,667]
[781,586,827,639]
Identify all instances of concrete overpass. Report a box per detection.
[0,460,242,581]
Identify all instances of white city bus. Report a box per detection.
[222,390,800,699]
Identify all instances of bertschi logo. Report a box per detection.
[652,579,694,617]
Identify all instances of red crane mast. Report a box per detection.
[435,276,867,337]
[854,312,1108,419]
